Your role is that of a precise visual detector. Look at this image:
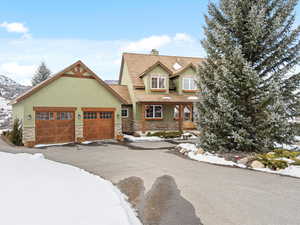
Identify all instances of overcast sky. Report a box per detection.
[0,0,299,85]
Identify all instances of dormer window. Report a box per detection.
[151,76,166,89]
[183,78,196,91]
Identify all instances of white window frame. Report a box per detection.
[145,105,163,119]
[151,76,166,89]
[182,77,197,90]
[121,108,129,118]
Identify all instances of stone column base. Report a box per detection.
[23,127,35,145]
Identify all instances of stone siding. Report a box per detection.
[115,122,122,137]
[75,124,83,140]
[133,120,179,132]
[23,127,35,143]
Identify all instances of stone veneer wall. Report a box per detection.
[115,122,122,137]
[23,127,35,146]
[75,124,84,142]
[132,120,179,132]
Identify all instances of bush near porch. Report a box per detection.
[146,131,183,139]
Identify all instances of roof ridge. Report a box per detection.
[123,52,205,60]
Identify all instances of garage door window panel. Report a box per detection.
[100,112,112,119]
[57,112,73,120]
[36,112,54,120]
[84,112,97,119]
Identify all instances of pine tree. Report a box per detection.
[197,0,300,153]
[10,119,23,146]
[31,62,51,86]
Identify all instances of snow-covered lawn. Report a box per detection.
[176,143,300,178]
[0,152,141,225]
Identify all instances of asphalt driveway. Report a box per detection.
[0,138,300,225]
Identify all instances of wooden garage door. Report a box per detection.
[35,111,75,144]
[83,110,114,140]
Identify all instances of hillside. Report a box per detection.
[0,75,30,131]
[0,75,30,100]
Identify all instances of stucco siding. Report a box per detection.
[14,76,122,144]
[177,67,197,94]
[12,103,24,123]
[144,65,170,94]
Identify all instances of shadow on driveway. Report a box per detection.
[117,175,203,225]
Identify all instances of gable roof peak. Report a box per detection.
[13,60,128,105]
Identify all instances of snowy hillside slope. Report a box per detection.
[0,97,12,131]
[0,75,30,99]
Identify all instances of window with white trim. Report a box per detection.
[151,76,166,89]
[121,108,128,118]
[183,78,196,90]
[145,105,163,119]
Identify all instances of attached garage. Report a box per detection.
[34,107,75,144]
[11,61,130,147]
[83,108,115,141]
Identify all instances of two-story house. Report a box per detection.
[11,50,204,146]
[117,50,205,134]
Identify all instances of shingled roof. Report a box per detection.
[119,52,205,87]
[109,84,132,104]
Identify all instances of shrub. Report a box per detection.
[273,149,300,159]
[147,131,183,138]
[255,154,289,170]
[9,119,23,146]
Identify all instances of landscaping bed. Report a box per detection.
[175,143,300,178]
[124,131,198,142]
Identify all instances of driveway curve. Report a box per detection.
[0,139,299,225]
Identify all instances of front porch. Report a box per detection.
[136,102,197,133]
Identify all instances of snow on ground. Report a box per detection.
[255,166,300,178]
[124,134,163,142]
[0,152,142,225]
[34,142,73,148]
[124,132,198,142]
[275,143,300,151]
[177,143,246,168]
[177,143,300,178]
[188,151,246,168]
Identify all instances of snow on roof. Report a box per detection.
[187,96,198,100]
[162,96,171,100]
[172,62,182,70]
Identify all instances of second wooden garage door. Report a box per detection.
[83,110,114,140]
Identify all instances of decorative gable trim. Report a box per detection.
[138,61,173,78]
[12,60,128,105]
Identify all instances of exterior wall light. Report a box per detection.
[27,114,32,120]
[78,113,81,120]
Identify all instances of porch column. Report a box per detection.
[141,103,146,133]
[179,104,183,132]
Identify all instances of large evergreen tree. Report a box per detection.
[197,0,300,153]
[31,62,51,86]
